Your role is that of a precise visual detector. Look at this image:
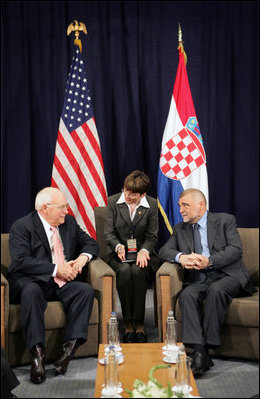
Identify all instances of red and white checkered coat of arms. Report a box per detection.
[160,117,206,180]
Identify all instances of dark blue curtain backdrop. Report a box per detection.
[1,1,259,246]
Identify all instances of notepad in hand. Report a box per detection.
[121,253,137,263]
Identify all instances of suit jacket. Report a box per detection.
[104,193,159,265]
[7,211,99,290]
[159,212,255,293]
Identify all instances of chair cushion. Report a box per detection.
[8,297,99,332]
[237,228,259,286]
[175,288,259,328]
[224,289,259,327]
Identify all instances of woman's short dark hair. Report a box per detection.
[123,170,151,195]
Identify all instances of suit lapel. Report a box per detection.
[59,222,70,260]
[33,212,52,257]
[132,206,148,226]
[182,223,194,252]
[117,203,132,228]
[207,212,218,251]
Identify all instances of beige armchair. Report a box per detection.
[1,232,116,366]
[156,228,259,360]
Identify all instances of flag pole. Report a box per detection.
[52,20,107,236]
[178,23,187,65]
[67,20,87,53]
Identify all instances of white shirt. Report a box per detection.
[116,192,150,221]
[115,193,150,253]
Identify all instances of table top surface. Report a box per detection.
[94,342,200,398]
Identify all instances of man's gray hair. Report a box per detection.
[179,188,207,206]
[35,187,61,210]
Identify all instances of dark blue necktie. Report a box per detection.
[193,223,202,254]
[193,223,206,282]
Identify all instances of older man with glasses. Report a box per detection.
[7,187,99,384]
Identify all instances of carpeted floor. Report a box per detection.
[11,289,259,398]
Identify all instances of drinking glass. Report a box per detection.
[165,319,177,348]
[107,320,121,351]
[174,355,192,397]
[102,348,118,398]
[165,319,178,361]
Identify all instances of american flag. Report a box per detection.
[51,47,107,238]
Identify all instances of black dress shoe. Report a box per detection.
[30,345,46,384]
[123,332,135,343]
[191,351,214,375]
[53,339,80,375]
[135,332,147,343]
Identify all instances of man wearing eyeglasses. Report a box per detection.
[7,187,99,384]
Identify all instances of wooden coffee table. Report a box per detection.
[94,343,200,398]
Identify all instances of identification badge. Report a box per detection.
[127,238,137,253]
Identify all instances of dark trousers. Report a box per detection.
[179,272,241,347]
[10,279,94,351]
[109,254,159,323]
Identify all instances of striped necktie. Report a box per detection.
[50,226,67,288]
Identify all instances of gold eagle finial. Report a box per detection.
[67,20,87,53]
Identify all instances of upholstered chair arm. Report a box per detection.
[156,262,184,342]
[86,257,116,344]
[1,273,9,351]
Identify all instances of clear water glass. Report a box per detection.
[165,318,177,347]
[107,320,119,349]
[174,350,191,397]
[103,346,118,398]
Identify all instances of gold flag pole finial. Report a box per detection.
[178,23,187,65]
[178,23,183,43]
[67,20,87,53]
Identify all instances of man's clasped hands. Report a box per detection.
[179,252,211,270]
[56,255,89,281]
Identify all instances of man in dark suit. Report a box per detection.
[104,171,160,343]
[7,187,99,384]
[159,188,255,374]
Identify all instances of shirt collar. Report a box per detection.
[116,192,150,208]
[37,212,59,233]
[197,210,208,229]
[38,212,51,229]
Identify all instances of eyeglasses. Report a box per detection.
[46,203,70,211]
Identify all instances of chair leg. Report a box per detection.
[1,286,5,349]
[153,282,158,327]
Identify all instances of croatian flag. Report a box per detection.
[157,44,208,234]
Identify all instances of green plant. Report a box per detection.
[125,364,173,398]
